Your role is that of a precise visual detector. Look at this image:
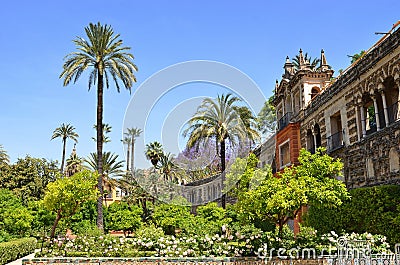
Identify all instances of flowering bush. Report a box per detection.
[37,225,392,258]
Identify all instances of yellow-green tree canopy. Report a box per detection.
[43,170,99,237]
[236,147,349,238]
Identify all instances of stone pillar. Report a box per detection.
[355,104,361,141]
[380,89,390,126]
[372,95,381,131]
[313,132,317,151]
[360,105,367,138]
[396,79,400,120]
[291,93,295,115]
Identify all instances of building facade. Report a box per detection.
[272,21,400,189]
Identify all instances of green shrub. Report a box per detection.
[304,185,400,247]
[134,223,165,243]
[0,237,37,265]
[152,203,194,235]
[106,202,143,235]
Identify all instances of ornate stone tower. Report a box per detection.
[274,49,333,171]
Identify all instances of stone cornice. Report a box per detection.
[304,26,400,117]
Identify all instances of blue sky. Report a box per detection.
[0,0,399,169]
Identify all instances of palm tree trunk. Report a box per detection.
[221,139,226,209]
[126,146,130,171]
[131,139,135,175]
[96,71,104,232]
[61,137,67,172]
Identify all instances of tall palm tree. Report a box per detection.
[183,93,256,208]
[121,136,132,171]
[51,123,79,172]
[125,127,142,172]
[0,144,9,166]
[145,141,164,167]
[60,22,137,231]
[92,123,112,143]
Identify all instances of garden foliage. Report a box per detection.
[0,237,37,265]
[304,184,400,246]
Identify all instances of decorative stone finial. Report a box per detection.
[298,49,305,68]
[320,49,329,71]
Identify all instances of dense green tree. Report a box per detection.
[236,148,349,238]
[145,141,164,167]
[153,202,194,235]
[183,93,259,208]
[60,22,138,231]
[43,170,99,238]
[256,95,276,135]
[0,156,60,203]
[0,189,33,238]
[192,202,231,236]
[119,169,153,221]
[224,153,265,198]
[125,127,142,172]
[51,123,79,172]
[304,185,400,246]
[0,144,9,166]
[106,201,142,236]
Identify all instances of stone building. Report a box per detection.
[272,21,400,189]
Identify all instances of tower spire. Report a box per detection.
[298,48,305,68]
[320,49,329,71]
[283,56,294,78]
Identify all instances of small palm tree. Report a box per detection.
[0,144,10,166]
[292,51,320,70]
[125,127,142,172]
[92,123,112,143]
[51,123,79,172]
[145,141,164,167]
[60,22,137,231]
[183,93,256,208]
[85,151,125,179]
[156,152,178,182]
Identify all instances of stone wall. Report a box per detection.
[300,25,400,189]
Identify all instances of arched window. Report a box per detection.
[306,129,315,154]
[313,124,322,149]
[311,87,320,100]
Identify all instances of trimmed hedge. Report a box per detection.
[304,185,400,247]
[0,237,37,265]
